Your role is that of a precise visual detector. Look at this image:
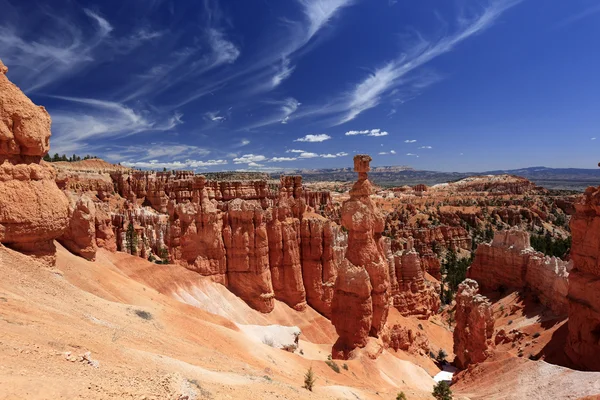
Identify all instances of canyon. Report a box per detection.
[2,58,600,399]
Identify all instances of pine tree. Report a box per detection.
[433,381,452,400]
[43,154,51,162]
[52,153,60,162]
[125,223,138,255]
[303,366,316,391]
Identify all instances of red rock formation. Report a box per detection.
[468,229,570,315]
[0,59,69,266]
[567,186,600,370]
[448,175,542,194]
[59,193,98,261]
[301,216,346,318]
[383,324,430,356]
[453,279,494,369]
[331,260,373,359]
[170,192,227,282]
[392,249,440,318]
[332,155,390,358]
[267,180,306,311]
[94,203,117,252]
[223,199,275,313]
[113,171,275,211]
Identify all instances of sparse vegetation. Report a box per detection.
[303,366,316,391]
[440,250,473,304]
[342,363,348,370]
[530,233,571,259]
[432,381,453,400]
[325,359,341,373]
[125,223,138,255]
[43,153,98,162]
[396,392,407,400]
[532,332,541,338]
[436,349,448,364]
[134,310,153,320]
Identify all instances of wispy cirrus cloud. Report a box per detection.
[122,159,227,170]
[48,95,183,154]
[556,4,600,28]
[294,133,332,142]
[405,139,417,143]
[241,98,300,130]
[121,0,240,105]
[103,143,210,162]
[292,0,521,125]
[174,0,355,109]
[0,7,113,92]
[378,150,396,155]
[419,145,432,149]
[270,151,347,161]
[345,128,389,137]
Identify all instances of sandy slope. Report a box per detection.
[0,243,436,399]
[453,356,600,400]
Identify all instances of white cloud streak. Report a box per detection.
[0,8,113,92]
[122,159,227,170]
[292,0,521,124]
[49,95,183,154]
[270,151,347,161]
[294,133,332,142]
[233,154,267,164]
[345,128,389,137]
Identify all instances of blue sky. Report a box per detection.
[1,0,599,172]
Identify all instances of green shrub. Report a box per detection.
[134,310,152,320]
[303,367,316,391]
[436,349,448,363]
[432,381,453,400]
[325,360,341,373]
[396,392,407,400]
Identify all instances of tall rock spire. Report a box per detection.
[332,155,391,359]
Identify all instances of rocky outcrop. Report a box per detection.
[223,199,275,313]
[442,175,542,194]
[392,249,440,318]
[453,279,494,369]
[331,260,373,359]
[567,186,600,370]
[301,216,346,318]
[332,155,390,359]
[59,193,97,261]
[94,203,117,252]
[468,229,570,315]
[169,192,227,282]
[382,324,430,356]
[267,183,307,311]
[0,59,69,266]
[113,171,275,212]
